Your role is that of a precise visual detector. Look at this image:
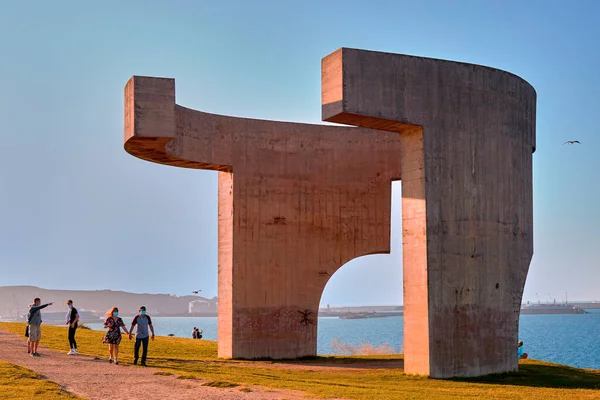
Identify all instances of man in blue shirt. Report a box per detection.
[129,306,155,366]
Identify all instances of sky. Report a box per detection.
[0,0,599,305]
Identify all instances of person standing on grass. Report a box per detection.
[103,306,129,365]
[128,306,155,366]
[27,298,53,357]
[65,300,79,355]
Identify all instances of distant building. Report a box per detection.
[188,299,211,313]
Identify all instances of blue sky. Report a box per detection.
[0,0,599,305]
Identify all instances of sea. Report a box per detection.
[87,309,600,370]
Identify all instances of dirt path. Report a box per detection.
[0,330,321,400]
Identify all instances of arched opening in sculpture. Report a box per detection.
[317,181,403,355]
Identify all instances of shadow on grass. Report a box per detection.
[150,354,404,372]
[235,354,404,369]
[148,354,600,391]
[453,361,600,390]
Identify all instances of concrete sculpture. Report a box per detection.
[123,48,536,378]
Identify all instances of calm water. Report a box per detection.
[88,310,600,370]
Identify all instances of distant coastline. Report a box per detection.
[1,286,599,322]
[0,285,216,320]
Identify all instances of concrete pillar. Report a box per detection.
[322,48,536,377]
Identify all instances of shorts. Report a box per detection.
[28,325,41,342]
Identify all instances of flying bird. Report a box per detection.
[563,140,581,145]
[192,290,202,294]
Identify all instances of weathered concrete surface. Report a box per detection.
[123,48,536,378]
[322,48,536,377]
[124,76,402,359]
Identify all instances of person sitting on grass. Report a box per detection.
[518,341,528,359]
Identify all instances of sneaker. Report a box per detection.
[67,350,74,355]
[27,350,30,354]
[114,360,119,365]
[140,363,147,367]
[33,352,41,357]
[30,352,35,357]
[133,359,138,365]
[108,358,113,363]
[73,349,78,355]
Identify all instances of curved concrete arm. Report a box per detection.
[322,48,536,152]
[124,76,233,171]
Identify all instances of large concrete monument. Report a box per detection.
[123,48,536,378]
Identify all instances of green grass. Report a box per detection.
[1,322,599,399]
[0,360,80,399]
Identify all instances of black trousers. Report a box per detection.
[68,325,77,349]
[134,336,149,364]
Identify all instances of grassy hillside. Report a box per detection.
[0,360,80,399]
[1,322,599,399]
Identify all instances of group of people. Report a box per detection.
[102,305,155,365]
[191,327,203,339]
[25,298,156,366]
[26,298,81,356]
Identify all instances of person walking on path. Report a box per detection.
[129,306,155,366]
[27,298,53,356]
[103,307,129,365]
[65,300,79,355]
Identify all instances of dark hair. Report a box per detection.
[34,297,40,303]
[139,306,146,311]
[67,300,73,305]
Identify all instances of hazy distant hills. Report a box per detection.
[0,286,216,319]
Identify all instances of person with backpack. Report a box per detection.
[128,306,154,366]
[27,298,53,356]
[65,300,79,355]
